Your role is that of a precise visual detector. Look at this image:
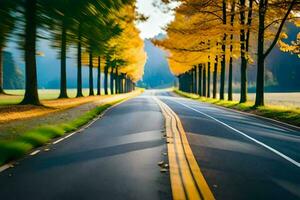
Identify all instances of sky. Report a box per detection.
[136,0,176,39]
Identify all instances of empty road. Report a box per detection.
[0,90,299,200]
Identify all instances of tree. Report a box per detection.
[228,0,236,101]
[255,0,298,106]
[238,0,254,103]
[0,1,16,94]
[20,0,42,105]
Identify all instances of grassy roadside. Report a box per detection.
[174,89,300,127]
[0,99,124,166]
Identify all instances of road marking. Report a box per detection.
[30,150,40,156]
[51,99,129,146]
[0,164,12,172]
[154,97,215,200]
[52,138,65,144]
[171,99,300,168]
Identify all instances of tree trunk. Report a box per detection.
[120,75,124,93]
[89,51,94,96]
[104,64,108,95]
[21,0,40,105]
[97,56,101,95]
[207,61,211,98]
[0,47,4,94]
[255,0,266,107]
[228,55,233,101]
[228,0,235,101]
[115,68,118,94]
[213,56,218,99]
[118,76,121,93]
[240,57,247,103]
[203,65,206,97]
[59,24,68,98]
[178,75,182,91]
[198,64,202,96]
[110,68,114,95]
[76,33,83,97]
[189,70,193,93]
[125,78,127,93]
[193,66,197,93]
[246,0,253,53]
[240,0,247,103]
[184,73,188,92]
[220,0,227,100]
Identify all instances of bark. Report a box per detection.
[193,66,197,93]
[228,56,233,101]
[118,75,122,93]
[97,56,101,95]
[220,0,227,100]
[213,56,218,99]
[198,64,202,96]
[115,68,119,94]
[125,78,128,93]
[255,0,267,106]
[0,47,4,94]
[203,65,206,97]
[59,24,68,98]
[104,64,108,95]
[21,0,40,105]
[190,70,193,93]
[76,32,83,97]
[240,0,247,103]
[89,51,94,96]
[207,61,211,98]
[228,0,235,101]
[110,68,114,95]
[120,74,124,93]
[245,0,253,52]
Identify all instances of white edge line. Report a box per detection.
[30,150,40,156]
[172,93,300,132]
[171,99,300,168]
[0,164,12,172]
[52,138,65,144]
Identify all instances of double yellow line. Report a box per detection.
[154,97,215,200]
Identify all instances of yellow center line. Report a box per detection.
[153,97,215,200]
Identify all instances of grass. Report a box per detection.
[0,100,121,166]
[0,89,112,106]
[174,89,300,127]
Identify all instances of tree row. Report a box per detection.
[155,0,300,106]
[0,0,146,105]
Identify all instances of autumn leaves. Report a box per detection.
[155,0,299,107]
[0,0,146,105]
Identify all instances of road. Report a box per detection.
[0,90,299,200]
[157,90,300,200]
[0,93,171,200]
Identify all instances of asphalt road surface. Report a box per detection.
[0,90,299,200]
[0,93,171,200]
[156,90,300,200]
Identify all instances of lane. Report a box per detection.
[0,93,171,200]
[156,91,300,200]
